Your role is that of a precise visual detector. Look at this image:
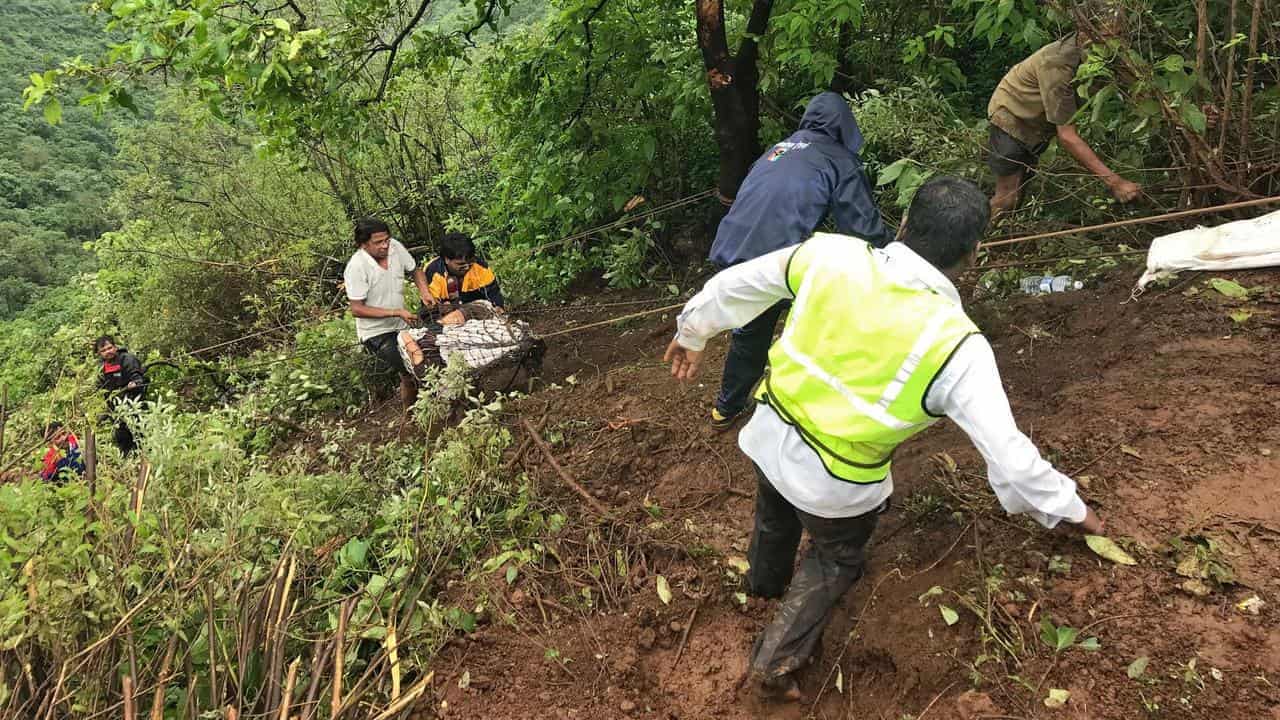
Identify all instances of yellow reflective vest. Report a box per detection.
[756,234,979,483]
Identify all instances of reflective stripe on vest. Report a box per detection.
[757,233,979,483]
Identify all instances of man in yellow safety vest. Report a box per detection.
[664,176,1103,700]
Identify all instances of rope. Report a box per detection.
[980,195,1280,249]
[508,297,680,315]
[166,311,344,362]
[505,189,716,258]
[140,301,688,391]
[969,248,1149,273]
[539,303,685,339]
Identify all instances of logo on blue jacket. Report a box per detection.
[765,141,810,162]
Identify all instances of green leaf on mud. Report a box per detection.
[1127,655,1150,679]
[940,605,959,626]
[1044,688,1070,708]
[1079,636,1101,651]
[1085,535,1137,566]
[727,557,749,574]
[918,585,943,604]
[1209,278,1249,299]
[1229,309,1252,324]
[655,575,672,605]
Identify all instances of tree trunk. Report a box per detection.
[831,21,858,94]
[695,0,774,204]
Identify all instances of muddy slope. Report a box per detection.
[424,268,1280,720]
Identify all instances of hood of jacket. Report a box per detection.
[797,91,864,155]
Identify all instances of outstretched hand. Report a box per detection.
[1109,179,1142,203]
[664,339,703,381]
[1063,504,1105,535]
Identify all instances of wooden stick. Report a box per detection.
[84,428,97,521]
[1218,0,1239,154]
[385,623,401,701]
[206,585,219,710]
[124,462,150,552]
[123,676,137,720]
[1238,0,1263,173]
[278,657,301,720]
[185,656,198,720]
[0,384,7,460]
[672,605,699,670]
[149,635,179,720]
[369,672,433,720]
[915,680,958,720]
[503,414,548,471]
[330,598,354,718]
[300,634,335,720]
[519,418,609,515]
[980,195,1280,249]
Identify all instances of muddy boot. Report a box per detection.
[758,673,802,703]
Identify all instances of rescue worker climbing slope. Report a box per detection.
[96,335,147,455]
[706,91,889,431]
[665,176,1103,700]
[986,4,1141,216]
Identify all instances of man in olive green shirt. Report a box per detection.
[987,27,1141,215]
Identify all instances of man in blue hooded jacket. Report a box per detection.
[705,92,889,430]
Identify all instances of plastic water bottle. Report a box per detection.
[1020,275,1083,295]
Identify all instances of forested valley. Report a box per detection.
[1,0,1279,718]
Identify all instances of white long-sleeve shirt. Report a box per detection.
[675,241,1087,528]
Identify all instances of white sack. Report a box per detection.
[1138,208,1280,288]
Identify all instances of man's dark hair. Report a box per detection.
[899,176,990,270]
[354,217,391,247]
[439,233,476,261]
[44,421,64,438]
[94,335,116,352]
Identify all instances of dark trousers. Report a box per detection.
[113,421,137,456]
[716,301,789,416]
[746,466,879,679]
[108,394,143,456]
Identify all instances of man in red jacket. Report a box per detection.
[96,335,147,455]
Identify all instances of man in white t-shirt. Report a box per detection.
[343,217,434,406]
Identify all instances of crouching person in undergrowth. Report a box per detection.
[40,421,85,483]
[420,232,505,313]
[663,176,1104,701]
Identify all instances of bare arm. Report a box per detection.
[349,299,416,323]
[411,266,435,306]
[1056,124,1141,202]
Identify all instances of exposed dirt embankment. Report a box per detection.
[420,267,1280,720]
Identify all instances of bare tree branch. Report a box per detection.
[361,0,435,105]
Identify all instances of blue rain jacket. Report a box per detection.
[708,92,890,268]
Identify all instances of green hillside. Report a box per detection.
[0,0,119,318]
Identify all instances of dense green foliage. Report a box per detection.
[1,0,1277,715]
[0,0,124,318]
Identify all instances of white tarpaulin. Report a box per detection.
[1138,208,1280,288]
